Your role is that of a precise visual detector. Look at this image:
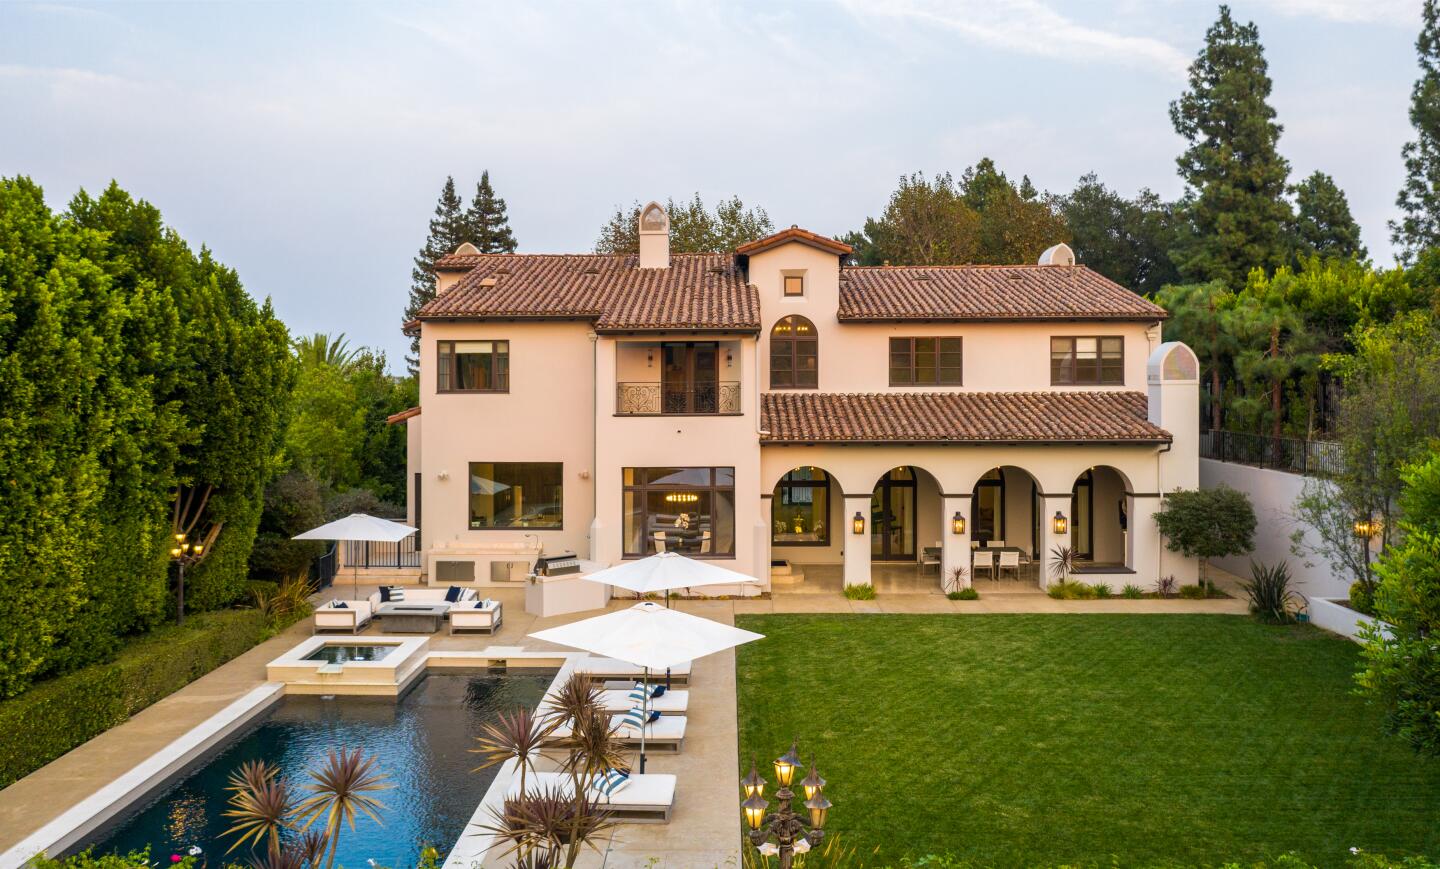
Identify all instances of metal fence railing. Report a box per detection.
[1200,429,1344,477]
[342,536,422,570]
[312,543,338,589]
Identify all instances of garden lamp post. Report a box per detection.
[740,742,832,869]
[1353,516,1380,585]
[170,532,205,626]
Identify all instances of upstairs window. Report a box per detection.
[889,337,962,386]
[770,316,818,389]
[783,274,804,296]
[438,340,509,392]
[1051,336,1123,385]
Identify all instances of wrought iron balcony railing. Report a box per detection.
[616,381,742,415]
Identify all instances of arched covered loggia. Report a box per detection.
[1070,465,1134,569]
[970,465,1044,583]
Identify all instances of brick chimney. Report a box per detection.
[638,201,669,269]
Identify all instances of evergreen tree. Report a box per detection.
[404,177,468,375]
[1392,0,1440,262]
[1057,173,1181,295]
[593,194,772,254]
[1291,171,1366,262]
[1170,5,1293,287]
[465,170,518,254]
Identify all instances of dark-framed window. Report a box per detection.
[889,337,962,386]
[1050,336,1123,385]
[770,316,818,389]
[623,467,735,558]
[783,274,804,296]
[439,340,509,392]
[773,467,830,546]
[468,462,562,529]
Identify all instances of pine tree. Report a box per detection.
[1392,0,1440,262]
[1291,171,1367,262]
[404,177,468,375]
[1170,5,1293,287]
[465,170,518,254]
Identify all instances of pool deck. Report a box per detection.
[0,579,1248,865]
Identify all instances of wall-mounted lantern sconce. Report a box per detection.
[852,512,865,535]
[1353,517,1380,538]
[726,349,734,367]
[952,511,966,535]
[437,470,450,481]
[1052,510,1068,534]
[647,348,654,367]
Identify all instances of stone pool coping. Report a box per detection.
[0,684,284,869]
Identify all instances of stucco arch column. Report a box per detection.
[941,493,971,589]
[755,495,773,590]
[842,493,872,588]
[1038,491,1072,589]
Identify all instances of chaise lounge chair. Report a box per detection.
[508,771,676,824]
[573,657,692,685]
[596,688,689,714]
[543,713,688,753]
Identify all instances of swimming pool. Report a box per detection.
[76,672,551,867]
[301,644,398,664]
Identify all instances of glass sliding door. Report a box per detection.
[870,467,917,561]
[661,342,719,414]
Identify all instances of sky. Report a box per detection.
[0,0,1427,370]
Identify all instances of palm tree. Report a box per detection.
[294,748,391,869]
[294,333,359,370]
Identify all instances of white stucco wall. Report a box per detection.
[1198,458,1353,600]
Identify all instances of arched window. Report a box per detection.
[770,315,818,389]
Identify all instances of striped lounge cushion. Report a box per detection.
[590,768,630,797]
[387,586,405,602]
[628,682,666,702]
[619,706,647,731]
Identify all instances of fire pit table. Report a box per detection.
[375,602,449,634]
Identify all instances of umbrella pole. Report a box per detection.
[640,666,649,774]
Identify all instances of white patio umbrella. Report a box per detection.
[293,513,418,600]
[582,550,758,607]
[530,601,764,771]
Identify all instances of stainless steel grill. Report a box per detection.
[533,552,582,577]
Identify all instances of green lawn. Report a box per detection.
[734,614,1440,867]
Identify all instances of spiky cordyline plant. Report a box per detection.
[1049,545,1078,586]
[472,706,558,808]
[482,788,614,868]
[295,748,391,869]
[223,760,294,861]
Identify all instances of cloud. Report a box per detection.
[1251,0,1420,26]
[834,0,1191,78]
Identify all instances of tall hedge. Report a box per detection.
[0,178,292,697]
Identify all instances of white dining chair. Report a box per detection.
[998,550,1020,581]
[972,549,995,581]
[989,539,1007,548]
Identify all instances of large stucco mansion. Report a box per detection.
[390,202,1201,593]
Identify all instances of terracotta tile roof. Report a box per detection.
[760,391,1170,444]
[838,265,1166,322]
[735,227,853,257]
[416,253,759,332]
[434,254,484,271]
[386,406,421,425]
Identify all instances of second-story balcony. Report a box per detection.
[616,381,742,415]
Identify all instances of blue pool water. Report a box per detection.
[77,672,551,867]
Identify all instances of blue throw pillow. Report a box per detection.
[378,586,392,602]
[647,709,662,723]
[652,685,666,698]
[445,585,462,603]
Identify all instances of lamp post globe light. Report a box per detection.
[169,532,206,626]
[740,741,832,869]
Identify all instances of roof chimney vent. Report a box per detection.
[1037,243,1075,266]
[638,201,670,269]
[454,242,481,256]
